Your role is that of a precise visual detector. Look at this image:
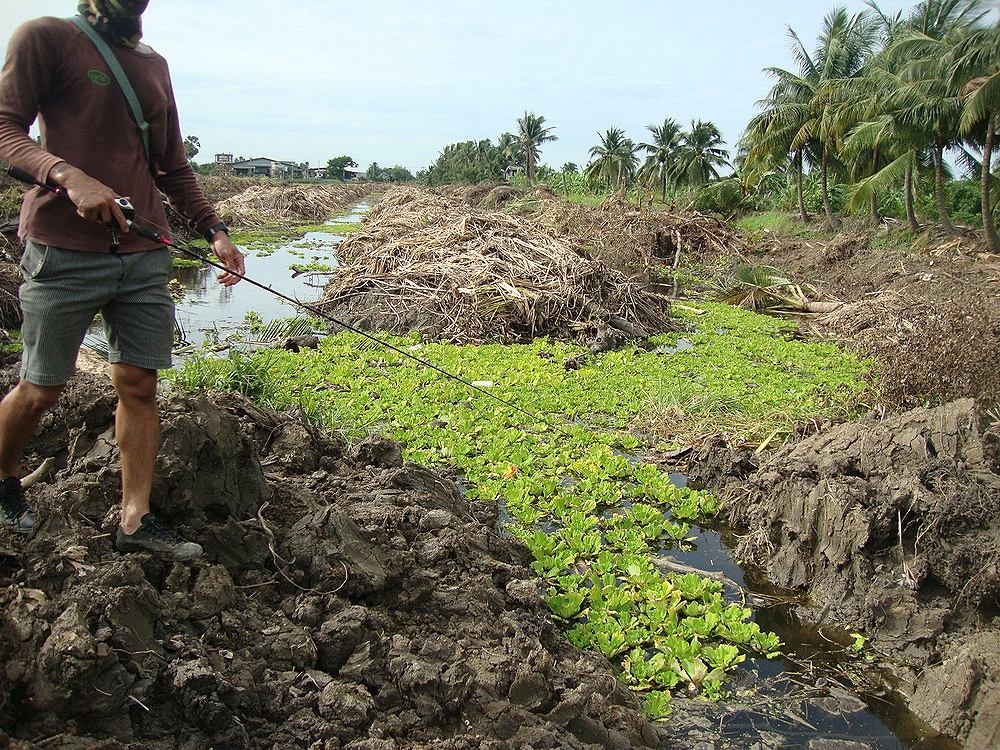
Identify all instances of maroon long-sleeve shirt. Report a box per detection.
[0,16,222,252]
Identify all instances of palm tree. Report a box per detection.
[954,20,1000,250]
[746,8,878,230]
[879,0,991,235]
[672,120,730,187]
[742,71,816,222]
[516,112,557,183]
[585,128,638,191]
[639,118,683,202]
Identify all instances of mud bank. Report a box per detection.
[0,373,666,750]
[690,399,1000,748]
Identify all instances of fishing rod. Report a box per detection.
[6,165,558,429]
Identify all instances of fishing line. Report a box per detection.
[6,166,561,431]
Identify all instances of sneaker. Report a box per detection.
[116,513,203,562]
[0,477,38,535]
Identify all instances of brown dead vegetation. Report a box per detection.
[320,187,676,343]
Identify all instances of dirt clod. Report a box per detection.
[0,372,664,750]
[692,398,1000,745]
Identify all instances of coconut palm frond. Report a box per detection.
[847,150,917,211]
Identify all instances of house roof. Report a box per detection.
[343,166,365,173]
[232,157,301,168]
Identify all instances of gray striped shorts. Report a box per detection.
[18,242,175,386]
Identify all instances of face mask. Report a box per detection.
[78,1,145,47]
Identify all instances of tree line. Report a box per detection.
[741,0,999,249]
[421,113,731,199]
[423,1,999,250]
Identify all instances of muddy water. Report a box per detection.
[84,201,370,351]
[675,526,957,749]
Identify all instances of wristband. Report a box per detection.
[203,222,229,242]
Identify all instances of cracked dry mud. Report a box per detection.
[691,399,1000,748]
[0,373,667,750]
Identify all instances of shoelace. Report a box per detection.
[143,518,186,545]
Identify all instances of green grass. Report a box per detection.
[0,329,22,354]
[167,302,869,710]
[733,211,835,246]
[867,225,920,254]
[304,221,363,236]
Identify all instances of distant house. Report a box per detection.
[231,157,303,178]
[305,167,328,179]
[214,153,234,175]
[343,166,366,181]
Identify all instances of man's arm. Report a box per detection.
[155,76,244,285]
[0,19,128,231]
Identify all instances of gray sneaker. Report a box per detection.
[0,477,38,535]
[116,514,203,562]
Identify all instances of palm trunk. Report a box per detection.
[982,112,999,252]
[904,161,920,233]
[933,141,957,235]
[526,149,535,184]
[796,150,809,222]
[821,147,839,231]
[870,148,880,224]
[661,163,667,203]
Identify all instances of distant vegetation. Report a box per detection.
[423,1,1000,250]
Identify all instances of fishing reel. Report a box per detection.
[114,196,136,223]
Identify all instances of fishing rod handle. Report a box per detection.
[6,164,61,194]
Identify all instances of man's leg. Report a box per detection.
[109,363,158,534]
[0,380,64,479]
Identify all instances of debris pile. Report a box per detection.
[0,372,666,750]
[214,183,372,229]
[320,188,676,343]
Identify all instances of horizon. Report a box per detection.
[0,0,935,172]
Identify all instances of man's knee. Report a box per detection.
[111,364,158,405]
[10,380,64,415]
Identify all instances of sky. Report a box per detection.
[1,0,922,173]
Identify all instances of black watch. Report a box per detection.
[203,222,229,242]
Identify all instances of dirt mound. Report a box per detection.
[689,399,1000,746]
[0,373,665,750]
[320,187,676,344]
[745,228,1000,408]
[214,183,372,230]
[815,290,1000,407]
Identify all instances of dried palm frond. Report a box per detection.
[320,187,677,343]
[715,264,821,312]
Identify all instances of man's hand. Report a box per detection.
[48,162,129,232]
[210,233,245,286]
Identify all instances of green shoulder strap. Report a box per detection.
[69,15,152,168]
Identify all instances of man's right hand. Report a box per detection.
[47,162,129,232]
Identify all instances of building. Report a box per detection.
[231,157,304,178]
[304,167,328,179]
[214,153,234,175]
[343,166,366,180]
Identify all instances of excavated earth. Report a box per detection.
[0,371,670,750]
[689,399,1000,748]
[751,230,1000,408]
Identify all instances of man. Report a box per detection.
[0,1,245,561]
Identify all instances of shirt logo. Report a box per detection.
[87,69,111,87]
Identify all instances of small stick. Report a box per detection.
[21,457,55,488]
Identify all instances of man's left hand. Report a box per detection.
[210,234,245,286]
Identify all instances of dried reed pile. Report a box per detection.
[214,183,371,229]
[430,185,750,272]
[321,187,675,343]
[534,199,751,271]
